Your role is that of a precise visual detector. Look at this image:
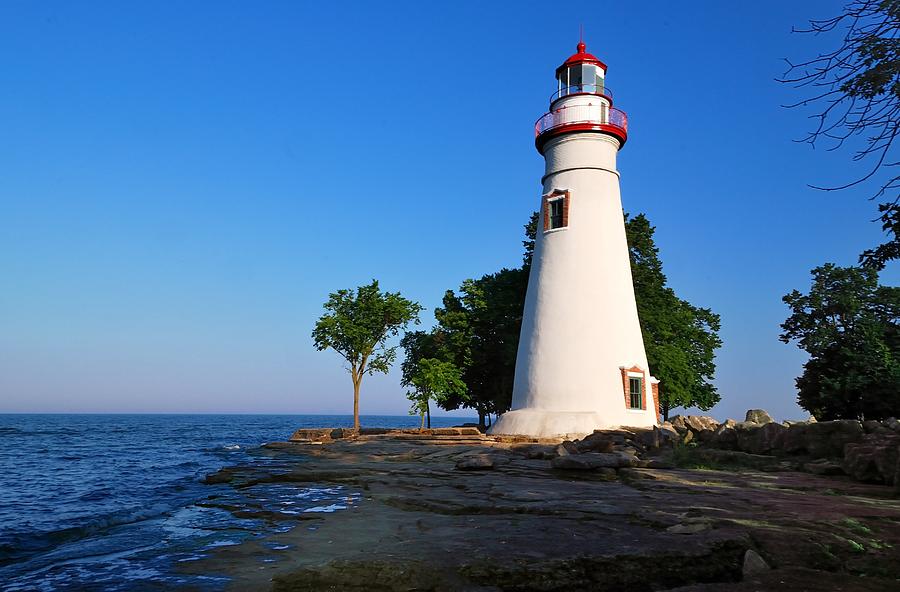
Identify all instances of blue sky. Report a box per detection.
[1,1,894,420]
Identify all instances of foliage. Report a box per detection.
[625,214,722,419]
[431,269,529,426]
[402,215,535,427]
[402,210,720,425]
[402,357,466,429]
[312,280,422,429]
[781,1,900,269]
[780,263,900,419]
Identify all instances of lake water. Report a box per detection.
[0,414,473,591]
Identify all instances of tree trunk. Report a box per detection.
[478,409,486,430]
[662,398,670,422]
[419,410,425,430]
[426,399,431,429]
[352,375,361,431]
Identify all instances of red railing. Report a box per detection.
[534,104,628,138]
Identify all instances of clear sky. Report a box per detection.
[1,1,895,420]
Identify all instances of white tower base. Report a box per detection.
[490,409,617,439]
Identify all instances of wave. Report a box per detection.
[0,503,173,567]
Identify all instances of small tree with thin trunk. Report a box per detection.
[403,357,466,429]
[312,280,422,430]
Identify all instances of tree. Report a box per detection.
[403,358,466,429]
[422,270,527,428]
[781,1,900,269]
[780,263,900,419]
[625,214,723,420]
[312,280,422,430]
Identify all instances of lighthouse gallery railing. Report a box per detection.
[534,105,628,138]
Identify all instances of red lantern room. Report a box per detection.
[535,41,628,153]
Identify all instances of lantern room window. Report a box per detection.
[558,64,604,97]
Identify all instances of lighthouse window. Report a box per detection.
[629,377,643,409]
[549,199,564,229]
[543,191,569,232]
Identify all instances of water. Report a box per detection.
[0,414,472,591]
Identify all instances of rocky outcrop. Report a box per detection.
[551,451,637,470]
[782,419,864,458]
[843,433,900,486]
[734,421,787,455]
[745,409,775,424]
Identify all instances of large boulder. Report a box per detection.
[745,409,775,424]
[657,423,680,445]
[669,415,687,432]
[735,422,787,455]
[685,415,719,433]
[843,433,900,485]
[551,451,637,470]
[635,427,661,450]
[783,420,864,458]
[669,415,719,439]
[709,423,738,450]
[575,431,615,453]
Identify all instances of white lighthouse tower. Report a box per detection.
[491,41,660,438]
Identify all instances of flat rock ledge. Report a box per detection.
[189,429,900,591]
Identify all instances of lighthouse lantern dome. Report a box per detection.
[554,41,607,100]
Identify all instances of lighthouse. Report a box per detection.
[491,41,660,438]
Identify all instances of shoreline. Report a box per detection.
[187,427,900,591]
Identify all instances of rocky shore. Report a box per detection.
[189,419,900,591]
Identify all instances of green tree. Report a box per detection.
[782,1,900,269]
[780,263,900,419]
[625,214,723,420]
[403,357,466,429]
[312,280,422,430]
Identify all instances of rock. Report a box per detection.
[617,467,658,480]
[723,418,737,428]
[556,441,579,456]
[843,434,900,485]
[885,417,900,432]
[804,459,845,476]
[735,422,787,455]
[647,459,674,469]
[204,470,234,484]
[512,444,556,460]
[709,424,738,450]
[575,432,615,453]
[696,428,718,444]
[455,455,495,471]
[742,549,770,577]
[669,415,687,432]
[745,409,775,425]
[682,430,694,445]
[657,423,679,445]
[862,420,883,434]
[666,522,711,534]
[635,427,660,450]
[551,452,636,470]
[684,415,719,434]
[783,420,864,458]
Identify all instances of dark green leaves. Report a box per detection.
[781,264,900,419]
